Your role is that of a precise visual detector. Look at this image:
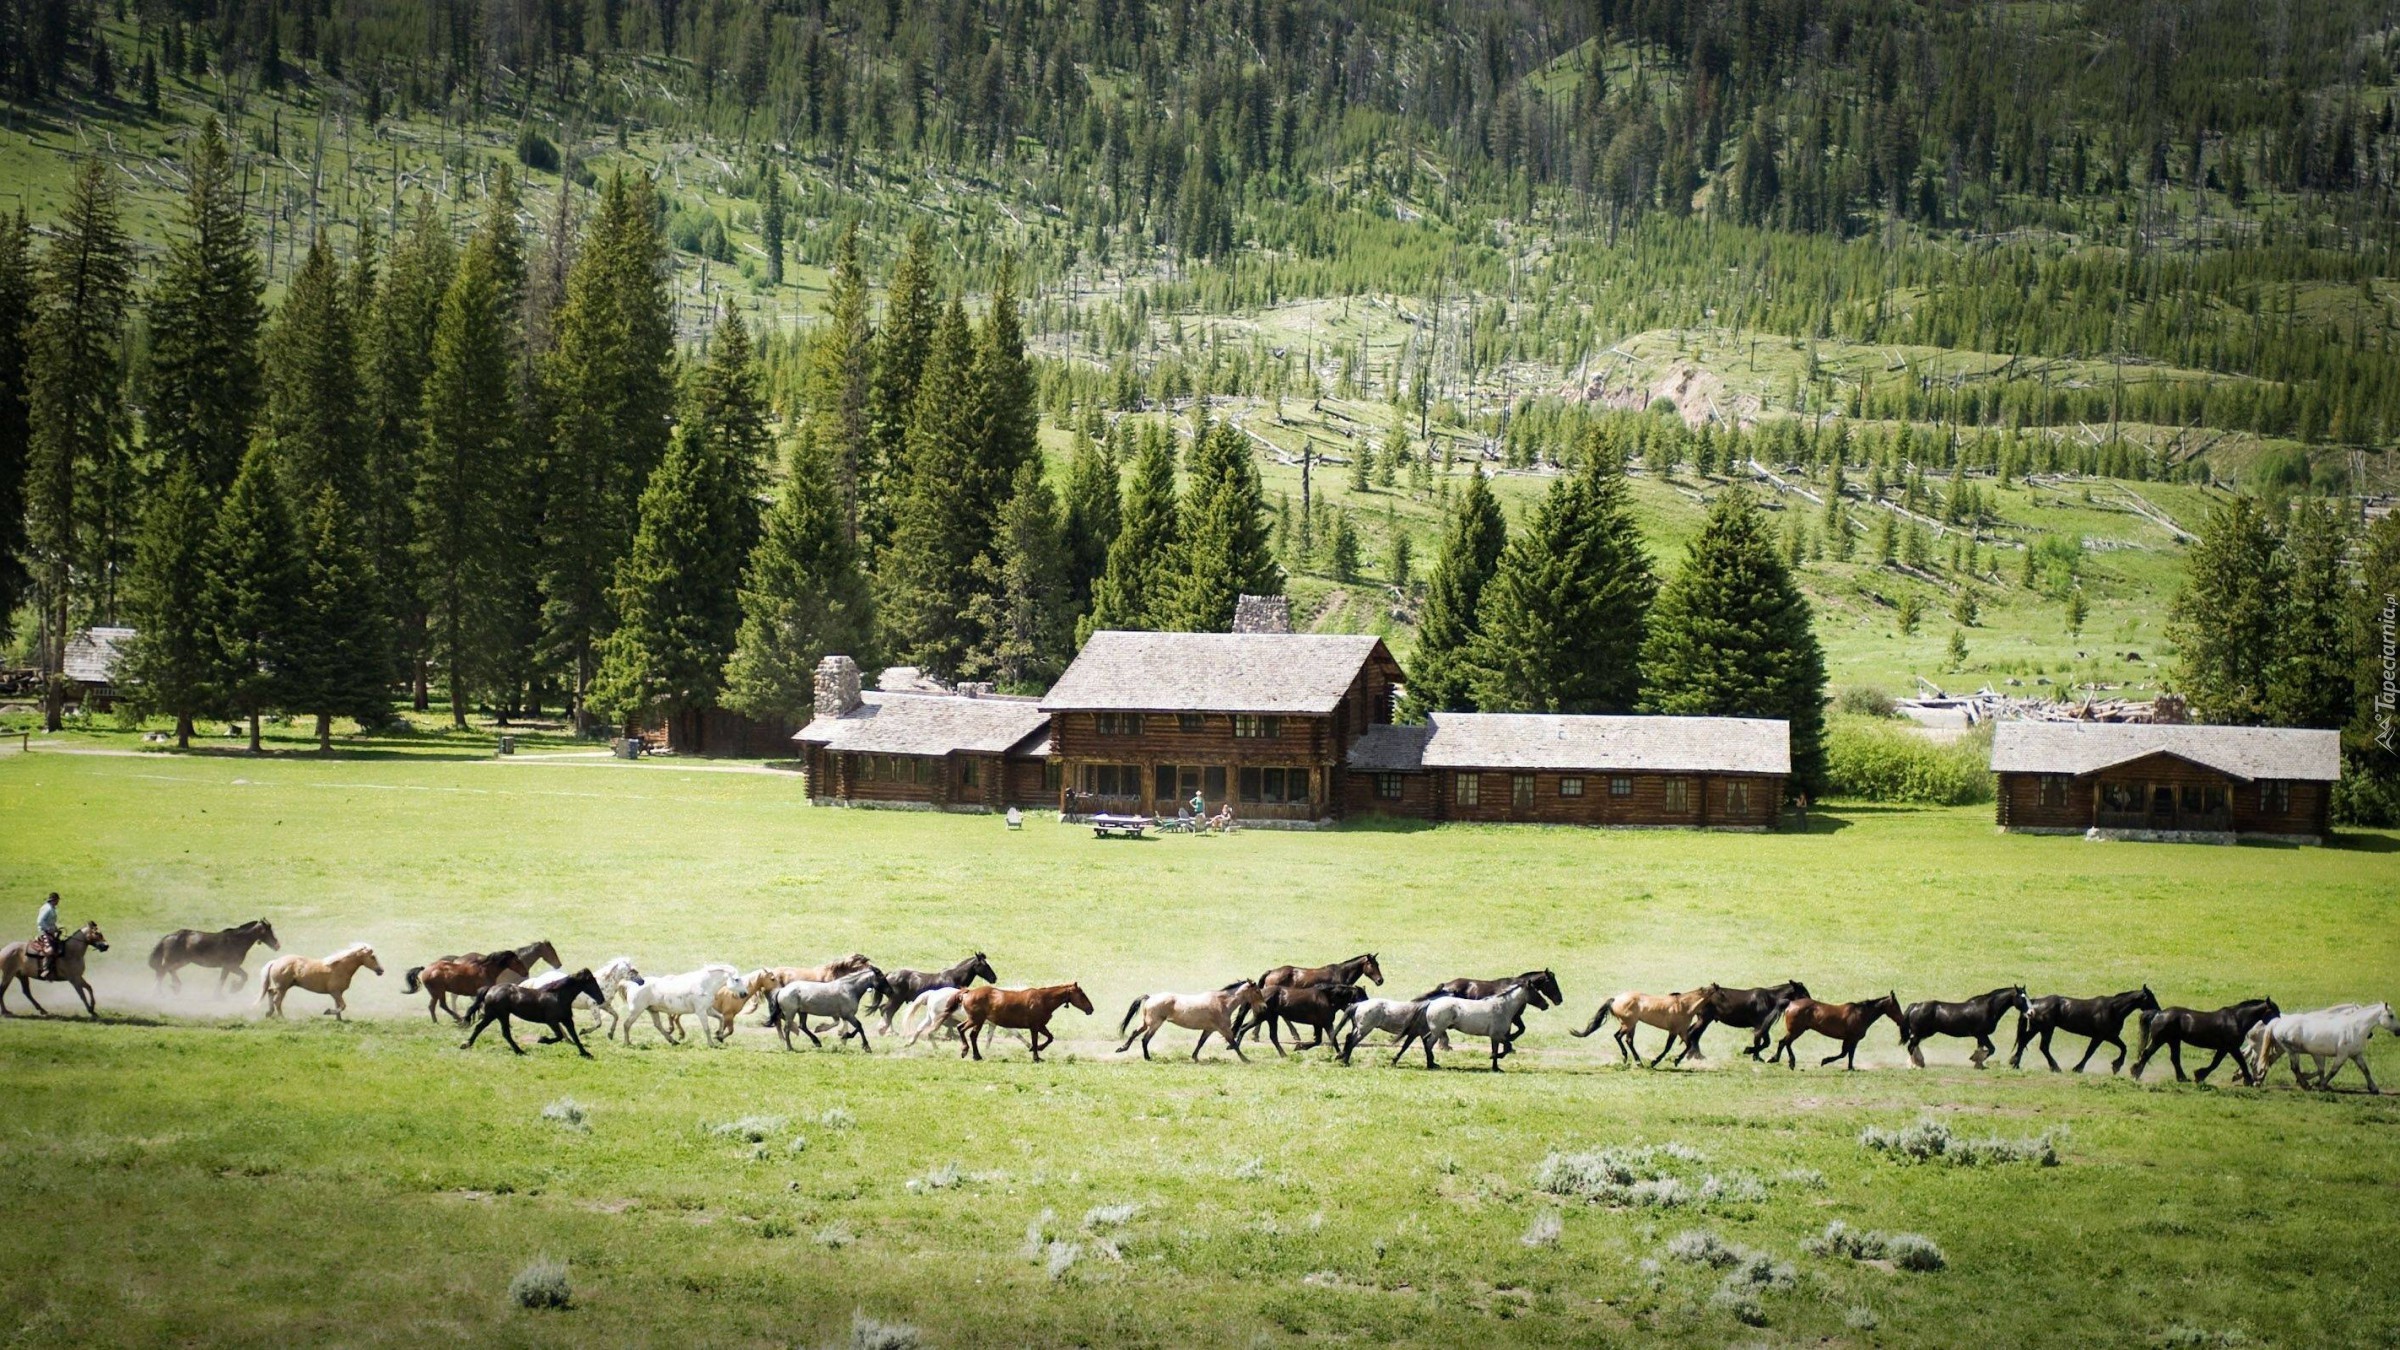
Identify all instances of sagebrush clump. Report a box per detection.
[1859,1115,2058,1166]
[507,1257,571,1310]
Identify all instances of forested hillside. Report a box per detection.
[1,0,2396,810]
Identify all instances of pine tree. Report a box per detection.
[1639,489,1828,795]
[1083,422,1178,639]
[286,486,389,750]
[685,309,771,559]
[591,413,747,731]
[2341,513,2400,824]
[1896,590,1923,635]
[146,118,264,494]
[2266,501,2354,729]
[723,427,875,724]
[2064,588,2087,638]
[363,199,454,708]
[966,256,1039,559]
[963,459,1071,688]
[0,209,32,646]
[1166,415,1280,631]
[2167,495,2284,725]
[202,441,301,753]
[1403,466,1506,719]
[263,232,362,507]
[760,164,787,286]
[875,298,983,676]
[1059,425,1120,613]
[415,213,520,728]
[1328,507,1361,582]
[542,170,675,720]
[805,223,875,539]
[118,464,215,748]
[24,162,132,729]
[863,225,939,550]
[1468,456,1655,714]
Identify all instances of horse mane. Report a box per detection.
[328,942,374,961]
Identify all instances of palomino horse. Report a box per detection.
[1246,982,1370,1055]
[621,964,740,1044]
[402,950,530,1022]
[1772,993,1904,1070]
[148,920,278,995]
[0,921,109,1018]
[2134,998,2279,1085]
[765,968,892,1051]
[1117,981,1266,1061]
[257,943,384,1020]
[1415,969,1563,1049]
[462,970,607,1058]
[2010,986,2160,1074]
[1688,980,1811,1060]
[872,952,999,1032]
[1405,983,1539,1071]
[1336,998,1433,1067]
[2249,1003,2400,1091]
[1571,989,1714,1067]
[1897,986,2030,1068]
[956,983,1093,1062]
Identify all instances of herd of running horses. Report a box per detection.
[4,918,2390,1092]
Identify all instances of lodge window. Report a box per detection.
[1611,776,1634,797]
[1095,713,1144,736]
[1234,715,1280,739]
[1239,766,1311,804]
[1043,761,1062,792]
[1080,763,1141,796]
[1559,777,1584,798]
[960,757,978,787]
[1178,713,1204,733]
[1157,764,1178,800]
[1726,780,1749,813]
[1512,774,1534,810]
[2263,780,2292,812]
[1374,773,1405,801]
[1455,773,1480,807]
[2036,774,2068,807]
[1664,778,1691,812]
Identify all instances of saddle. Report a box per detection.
[26,931,58,961]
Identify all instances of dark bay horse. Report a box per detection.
[1247,982,1370,1055]
[2133,999,2281,1085]
[872,951,998,1031]
[462,969,606,1058]
[1240,954,1382,1041]
[1898,986,2029,1068]
[1689,980,1810,1060]
[149,920,279,994]
[481,940,564,985]
[1415,969,1561,1047]
[956,983,1093,1062]
[1772,993,1902,1070]
[403,950,531,1022]
[2011,986,2160,1074]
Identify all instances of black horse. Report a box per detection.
[462,969,606,1058]
[2011,986,2161,1073]
[148,919,279,994]
[870,951,999,1030]
[2132,999,2281,1085]
[1246,982,1369,1054]
[1687,980,1811,1060]
[1414,969,1562,1047]
[1898,986,2029,1068]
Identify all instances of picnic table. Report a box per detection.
[1089,813,1154,839]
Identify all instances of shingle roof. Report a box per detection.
[1989,721,2341,782]
[1041,631,1390,715]
[1347,723,1430,772]
[64,627,134,686]
[794,691,1052,757]
[1386,711,1791,775]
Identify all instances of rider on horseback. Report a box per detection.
[31,892,61,980]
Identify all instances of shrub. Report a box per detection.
[1082,1203,1140,1230]
[1859,1115,2057,1166]
[820,1107,856,1130]
[708,1114,787,1143]
[1884,1233,1947,1271]
[1045,1239,1080,1281]
[841,1311,924,1350]
[1708,1286,1768,1325]
[540,1097,589,1131]
[815,1222,855,1249]
[507,1257,571,1310]
[1520,1210,1563,1247]
[514,125,560,173]
[1836,685,1897,718]
[1806,1220,1946,1272]
[1666,1230,1739,1267]
[1823,715,1994,804]
[1846,1305,1882,1331]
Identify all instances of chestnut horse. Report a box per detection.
[1571,989,1713,1067]
[257,943,383,1020]
[956,983,1093,1062]
[1771,993,1903,1070]
[402,950,530,1022]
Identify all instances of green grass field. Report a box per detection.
[2,744,2397,1347]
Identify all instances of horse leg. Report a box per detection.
[1646,1030,1675,1069]
[1390,1032,1418,1067]
[497,1015,528,1055]
[1774,1033,1798,1068]
[1905,1036,1925,1068]
[963,1021,983,1060]
[461,1010,494,1050]
[1190,1028,1209,1061]
[2107,1030,2131,1074]
[2193,1048,2225,1084]
[2036,1028,2060,1072]
[331,990,348,1022]
[1844,1038,1862,1070]
[561,1018,594,1059]
[1490,1034,1503,1073]
[850,1016,871,1053]
[1028,1027,1046,1063]
[2071,1034,2102,1074]
[1819,1045,1846,1067]
[75,978,97,1018]
[2353,1056,2379,1095]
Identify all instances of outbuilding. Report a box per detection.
[793,656,1055,812]
[1989,721,2340,843]
[1343,712,1791,829]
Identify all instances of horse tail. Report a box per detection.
[402,966,424,994]
[2134,1007,2161,1057]
[147,936,171,972]
[1119,996,1145,1036]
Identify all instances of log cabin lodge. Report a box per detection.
[1989,721,2341,844]
[796,633,1793,829]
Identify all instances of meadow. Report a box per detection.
[2,743,2397,1347]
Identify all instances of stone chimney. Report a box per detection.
[814,655,862,719]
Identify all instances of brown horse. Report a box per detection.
[148,919,278,995]
[257,943,384,1020]
[1771,993,1904,1070]
[1570,989,1714,1066]
[0,922,108,1018]
[956,983,1093,1062]
[402,950,530,1022]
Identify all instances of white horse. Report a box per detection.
[1407,984,1536,1071]
[525,957,643,1038]
[901,987,970,1047]
[1335,997,1431,1067]
[2249,1003,2398,1091]
[620,963,739,1045]
[765,967,890,1051]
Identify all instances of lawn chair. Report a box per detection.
[1005,807,1024,830]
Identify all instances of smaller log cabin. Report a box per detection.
[634,707,800,758]
[793,657,1056,812]
[1040,631,1405,825]
[1990,721,2340,843]
[1344,712,1790,829]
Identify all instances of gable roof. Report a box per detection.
[794,691,1051,758]
[64,627,135,686]
[1990,721,2341,782]
[1041,631,1392,715]
[1343,713,1790,775]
